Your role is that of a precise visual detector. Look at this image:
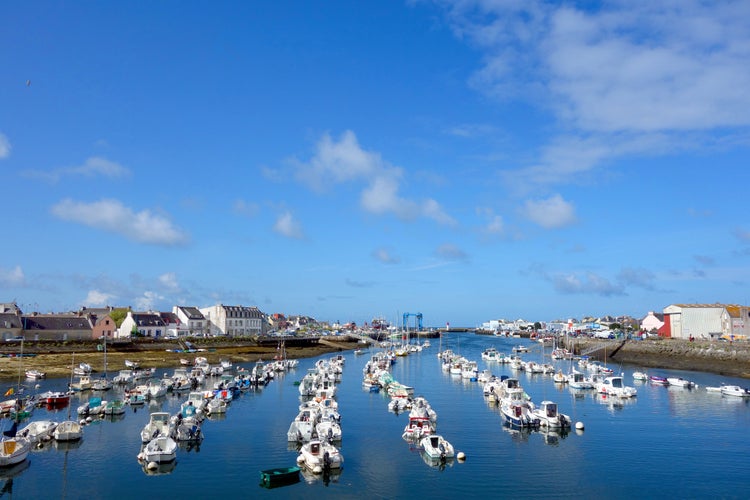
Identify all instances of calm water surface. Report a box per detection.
[2,333,749,499]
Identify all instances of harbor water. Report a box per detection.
[2,333,749,499]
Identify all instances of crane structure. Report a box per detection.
[402,312,424,332]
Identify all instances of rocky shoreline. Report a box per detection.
[563,337,750,379]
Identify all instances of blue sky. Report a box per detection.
[2,1,750,327]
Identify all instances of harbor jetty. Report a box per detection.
[562,337,750,378]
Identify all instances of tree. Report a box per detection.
[110,308,128,327]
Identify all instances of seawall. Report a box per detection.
[562,338,750,379]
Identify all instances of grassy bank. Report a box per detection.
[0,337,361,381]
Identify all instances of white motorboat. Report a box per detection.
[73,363,92,376]
[296,439,343,474]
[25,369,46,380]
[667,377,697,389]
[287,409,317,443]
[16,420,57,444]
[420,434,455,460]
[315,415,343,443]
[705,385,723,393]
[481,347,500,362]
[171,416,203,443]
[205,397,227,416]
[141,435,177,463]
[77,397,106,416]
[70,375,92,392]
[54,420,83,442]
[402,415,434,441]
[532,401,572,430]
[632,371,648,381]
[104,400,126,415]
[720,385,750,397]
[500,397,540,428]
[595,376,637,398]
[125,359,140,369]
[140,412,171,443]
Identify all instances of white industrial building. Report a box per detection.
[662,304,749,340]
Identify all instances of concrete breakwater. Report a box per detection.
[562,338,750,379]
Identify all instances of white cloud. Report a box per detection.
[135,290,164,311]
[0,133,10,159]
[83,290,116,307]
[158,272,180,292]
[551,271,625,297]
[521,194,576,229]
[439,1,750,187]
[295,130,456,225]
[24,156,130,183]
[477,207,504,235]
[273,211,304,239]
[50,198,189,246]
[373,248,400,264]
[0,265,24,287]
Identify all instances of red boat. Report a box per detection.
[39,390,71,407]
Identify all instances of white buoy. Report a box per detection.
[86,416,93,423]
[575,421,584,430]
[457,451,466,461]
[137,453,144,461]
[147,461,158,470]
[79,419,86,426]
[296,455,304,464]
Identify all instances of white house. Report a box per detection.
[199,304,265,337]
[117,311,166,339]
[173,306,207,337]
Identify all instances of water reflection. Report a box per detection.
[141,460,177,476]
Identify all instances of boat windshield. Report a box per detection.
[612,378,623,388]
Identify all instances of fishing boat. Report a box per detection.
[667,377,697,389]
[420,434,455,460]
[720,385,750,397]
[296,439,343,474]
[595,376,638,398]
[649,375,669,385]
[104,399,126,415]
[402,415,434,441]
[39,390,71,408]
[140,412,171,443]
[140,435,177,463]
[259,466,301,488]
[24,369,46,380]
[532,401,572,430]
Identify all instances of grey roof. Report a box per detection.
[160,312,179,324]
[131,313,166,327]
[178,307,204,320]
[22,315,92,331]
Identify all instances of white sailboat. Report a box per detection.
[55,354,84,442]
